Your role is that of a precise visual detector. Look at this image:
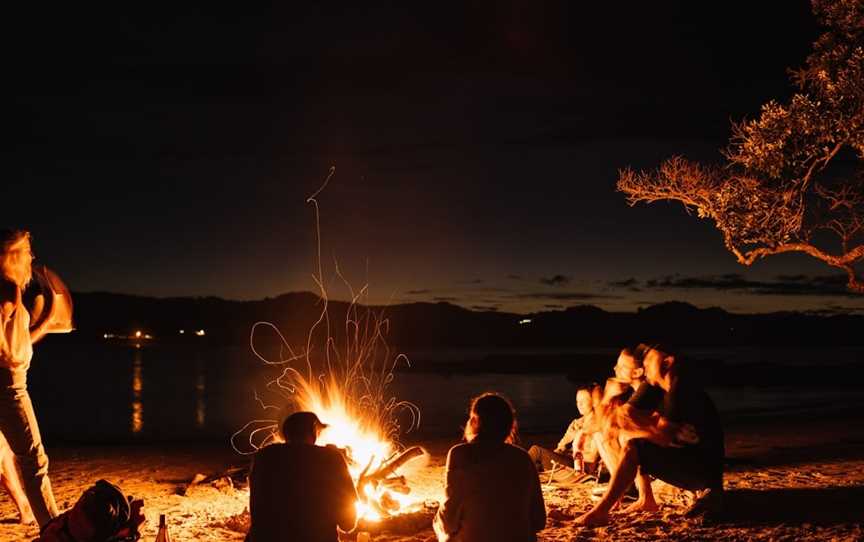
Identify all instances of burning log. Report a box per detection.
[352,446,426,522]
[364,446,424,483]
[379,492,400,513]
[380,476,410,494]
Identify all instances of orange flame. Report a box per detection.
[233,167,424,522]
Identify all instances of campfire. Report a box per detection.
[290,372,429,524]
[231,171,437,535]
[231,320,434,534]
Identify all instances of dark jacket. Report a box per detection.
[247,442,357,542]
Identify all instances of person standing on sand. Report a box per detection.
[434,392,546,542]
[246,411,357,542]
[0,228,60,528]
[575,345,724,526]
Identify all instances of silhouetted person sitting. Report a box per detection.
[246,412,357,542]
[576,345,724,526]
[434,393,546,542]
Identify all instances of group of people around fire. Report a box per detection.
[244,343,725,542]
[1,228,724,541]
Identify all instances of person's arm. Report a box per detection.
[331,451,358,532]
[433,447,466,542]
[247,454,260,523]
[29,291,57,344]
[614,404,697,447]
[0,293,13,362]
[0,283,23,361]
[556,418,582,452]
[527,455,547,533]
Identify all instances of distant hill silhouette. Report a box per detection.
[63,291,864,350]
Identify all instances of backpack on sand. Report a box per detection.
[38,479,142,542]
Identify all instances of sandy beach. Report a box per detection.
[1,411,862,542]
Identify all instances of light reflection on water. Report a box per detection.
[131,349,143,433]
[195,356,206,428]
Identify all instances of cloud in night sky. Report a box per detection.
[510,291,619,301]
[539,274,572,287]
[803,304,864,316]
[636,273,857,297]
[607,277,642,292]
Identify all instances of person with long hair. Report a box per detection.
[0,229,60,527]
[434,392,546,542]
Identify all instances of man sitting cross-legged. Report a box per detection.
[576,345,725,526]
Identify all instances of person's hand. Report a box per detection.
[44,290,60,323]
[674,423,699,445]
[129,498,145,529]
[113,498,145,539]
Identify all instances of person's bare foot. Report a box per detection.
[17,511,36,526]
[574,508,609,527]
[622,498,659,514]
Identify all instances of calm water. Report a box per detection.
[26,342,864,444]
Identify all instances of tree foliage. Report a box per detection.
[618,0,864,292]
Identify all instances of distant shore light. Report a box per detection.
[519,318,532,325]
[135,330,142,338]
[195,329,206,336]
[179,329,185,334]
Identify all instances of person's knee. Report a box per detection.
[622,439,643,463]
[15,446,49,477]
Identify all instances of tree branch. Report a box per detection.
[733,242,864,292]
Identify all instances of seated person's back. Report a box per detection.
[435,393,545,542]
[248,412,356,542]
[446,442,543,542]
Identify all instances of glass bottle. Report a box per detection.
[155,514,172,542]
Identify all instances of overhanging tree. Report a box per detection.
[617,0,864,292]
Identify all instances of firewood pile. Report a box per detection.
[354,446,425,517]
[355,501,439,536]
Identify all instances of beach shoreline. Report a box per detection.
[1,411,862,541]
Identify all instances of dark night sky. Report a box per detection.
[7,1,863,314]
